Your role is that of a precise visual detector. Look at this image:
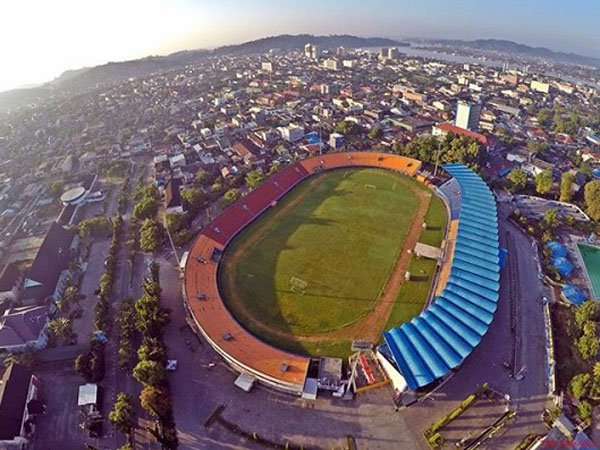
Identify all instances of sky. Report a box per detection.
[1,0,599,92]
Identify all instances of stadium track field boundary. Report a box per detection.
[183,152,450,394]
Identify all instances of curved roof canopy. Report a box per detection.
[383,163,500,390]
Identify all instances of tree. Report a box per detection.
[558,172,575,203]
[575,300,600,330]
[577,400,593,420]
[140,385,172,417]
[78,216,113,239]
[368,126,383,140]
[48,180,65,197]
[109,393,135,436]
[577,333,599,361]
[223,189,242,206]
[584,180,600,221]
[133,196,158,221]
[137,338,168,364]
[536,108,553,128]
[133,359,166,386]
[335,120,359,135]
[135,291,170,339]
[507,168,528,192]
[267,161,282,176]
[535,169,553,196]
[48,317,73,344]
[245,170,265,190]
[195,170,215,187]
[527,141,549,155]
[165,213,187,233]
[554,111,581,135]
[570,373,592,399]
[63,279,85,313]
[180,187,205,215]
[543,209,559,229]
[139,219,163,253]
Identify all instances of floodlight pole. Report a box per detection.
[434,147,441,178]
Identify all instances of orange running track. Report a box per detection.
[183,152,422,394]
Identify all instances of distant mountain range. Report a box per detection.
[0,34,402,111]
[428,38,600,68]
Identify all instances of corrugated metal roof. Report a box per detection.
[383,164,500,390]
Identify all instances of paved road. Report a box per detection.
[160,205,552,450]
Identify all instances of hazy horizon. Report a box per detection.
[2,0,599,93]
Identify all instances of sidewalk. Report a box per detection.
[72,240,109,344]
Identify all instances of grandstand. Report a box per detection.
[383,164,501,391]
[183,152,422,394]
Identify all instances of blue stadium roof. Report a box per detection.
[383,163,501,390]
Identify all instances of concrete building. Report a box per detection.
[455,101,482,131]
[323,59,340,71]
[531,80,550,94]
[281,125,305,143]
[379,47,399,61]
[304,43,319,60]
[328,133,345,150]
[261,61,274,72]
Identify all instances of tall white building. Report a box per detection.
[379,47,399,61]
[304,43,319,60]
[455,101,482,131]
[281,124,305,143]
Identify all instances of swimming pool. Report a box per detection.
[577,243,600,299]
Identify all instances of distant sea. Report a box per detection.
[364,46,598,87]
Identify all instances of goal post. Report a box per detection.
[290,276,308,295]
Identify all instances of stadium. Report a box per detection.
[183,152,501,395]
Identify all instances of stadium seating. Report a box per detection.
[383,163,500,391]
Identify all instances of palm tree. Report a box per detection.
[63,280,85,313]
[48,317,73,345]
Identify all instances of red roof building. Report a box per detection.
[433,122,494,148]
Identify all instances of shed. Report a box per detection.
[234,373,256,392]
[78,383,98,406]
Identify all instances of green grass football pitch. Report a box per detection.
[219,168,439,355]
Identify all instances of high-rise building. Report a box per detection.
[323,59,340,71]
[455,101,482,131]
[336,46,346,57]
[379,47,399,61]
[304,43,319,60]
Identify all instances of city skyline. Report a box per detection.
[1,0,599,93]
